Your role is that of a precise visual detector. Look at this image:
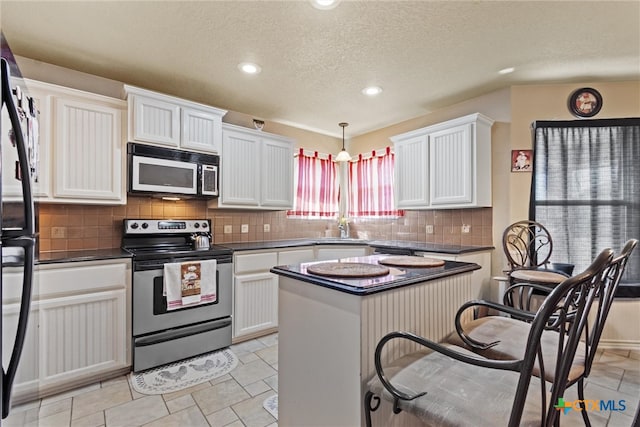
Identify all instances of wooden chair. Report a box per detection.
[448,239,637,427]
[364,248,614,427]
[502,220,573,293]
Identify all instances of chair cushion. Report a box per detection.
[614,282,640,298]
[510,269,568,284]
[367,344,546,427]
[444,316,585,383]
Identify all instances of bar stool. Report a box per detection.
[502,220,573,308]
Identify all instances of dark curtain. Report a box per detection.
[531,118,640,283]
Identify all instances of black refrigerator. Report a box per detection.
[0,38,37,420]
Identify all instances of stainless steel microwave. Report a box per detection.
[127,143,219,198]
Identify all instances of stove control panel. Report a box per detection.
[124,219,210,234]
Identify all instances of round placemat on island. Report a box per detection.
[378,256,445,268]
[306,262,390,278]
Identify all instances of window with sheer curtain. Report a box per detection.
[530,118,640,283]
[286,149,339,219]
[347,147,403,218]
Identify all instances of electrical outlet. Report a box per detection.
[263,224,271,232]
[462,224,471,233]
[224,225,232,234]
[241,224,249,233]
[425,225,434,234]
[51,227,66,238]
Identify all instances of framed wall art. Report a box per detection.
[511,149,532,172]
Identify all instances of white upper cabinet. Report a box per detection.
[391,113,494,209]
[218,123,294,209]
[220,126,261,206]
[261,137,294,207]
[130,93,181,146]
[429,123,473,206]
[125,85,226,154]
[1,81,50,200]
[181,106,224,153]
[20,79,126,205]
[393,134,429,208]
[53,96,124,202]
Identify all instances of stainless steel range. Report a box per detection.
[122,219,233,372]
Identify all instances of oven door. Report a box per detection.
[132,260,232,337]
[131,154,198,195]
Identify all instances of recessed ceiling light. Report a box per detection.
[238,62,261,75]
[362,86,383,96]
[498,67,515,75]
[311,0,340,10]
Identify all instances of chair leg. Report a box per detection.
[364,391,380,427]
[577,380,592,427]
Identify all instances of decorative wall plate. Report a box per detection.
[568,87,602,118]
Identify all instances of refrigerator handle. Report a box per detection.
[1,58,35,236]
[1,237,35,419]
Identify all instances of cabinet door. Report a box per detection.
[181,106,222,153]
[220,128,261,206]
[316,246,370,261]
[278,248,315,265]
[130,94,180,147]
[2,303,40,399]
[53,97,124,203]
[1,85,50,199]
[429,123,473,206]
[394,135,429,208]
[261,137,294,208]
[233,272,278,338]
[38,289,127,387]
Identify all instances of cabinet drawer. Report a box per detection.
[2,260,130,302]
[278,248,315,266]
[235,252,278,274]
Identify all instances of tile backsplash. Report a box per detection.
[38,197,493,252]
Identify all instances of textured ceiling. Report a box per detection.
[1,1,639,137]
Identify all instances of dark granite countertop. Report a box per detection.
[36,249,133,265]
[271,254,480,295]
[29,239,492,264]
[367,240,494,254]
[223,238,493,254]
[220,239,318,251]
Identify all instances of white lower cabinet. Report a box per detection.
[234,272,279,338]
[278,248,315,266]
[233,251,279,339]
[315,245,371,261]
[1,259,131,404]
[38,289,126,387]
[233,247,316,340]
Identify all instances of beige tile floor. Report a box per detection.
[4,334,639,427]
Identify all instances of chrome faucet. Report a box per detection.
[338,218,350,239]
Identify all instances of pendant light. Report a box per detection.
[335,122,351,162]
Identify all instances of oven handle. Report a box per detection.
[134,256,232,271]
[134,318,232,347]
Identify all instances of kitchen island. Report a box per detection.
[271,254,480,427]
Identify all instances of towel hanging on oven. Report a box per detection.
[163,259,217,311]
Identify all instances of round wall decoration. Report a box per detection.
[568,87,602,118]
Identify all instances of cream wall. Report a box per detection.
[509,81,640,222]
[349,87,511,153]
[350,81,640,277]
